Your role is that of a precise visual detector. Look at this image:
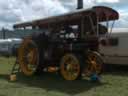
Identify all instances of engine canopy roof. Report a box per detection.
[13,6,119,29]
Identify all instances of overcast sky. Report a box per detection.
[0,0,127,29]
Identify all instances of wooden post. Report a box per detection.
[2,27,6,39]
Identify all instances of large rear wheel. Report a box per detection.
[18,37,39,76]
[60,53,80,80]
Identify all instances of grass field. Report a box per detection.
[0,57,128,96]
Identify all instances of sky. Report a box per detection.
[0,0,127,29]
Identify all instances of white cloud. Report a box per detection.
[97,0,119,3]
[61,0,95,10]
[83,0,95,8]
[0,0,127,29]
[12,0,69,21]
[116,9,128,28]
[0,0,69,29]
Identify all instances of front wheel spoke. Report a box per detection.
[91,62,96,68]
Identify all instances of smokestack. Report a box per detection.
[77,0,83,9]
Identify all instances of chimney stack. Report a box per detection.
[77,0,83,9]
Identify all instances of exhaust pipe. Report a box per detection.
[77,0,83,9]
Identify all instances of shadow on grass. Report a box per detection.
[0,73,104,95]
[0,74,9,80]
[10,64,128,95]
[104,64,128,76]
[1,64,128,95]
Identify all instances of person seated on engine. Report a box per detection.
[64,26,76,39]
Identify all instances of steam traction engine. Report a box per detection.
[13,6,119,80]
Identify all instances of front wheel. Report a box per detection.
[60,53,81,80]
[83,51,103,77]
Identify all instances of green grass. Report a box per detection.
[0,57,128,96]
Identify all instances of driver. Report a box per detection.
[65,26,75,39]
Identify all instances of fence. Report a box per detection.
[0,29,43,39]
